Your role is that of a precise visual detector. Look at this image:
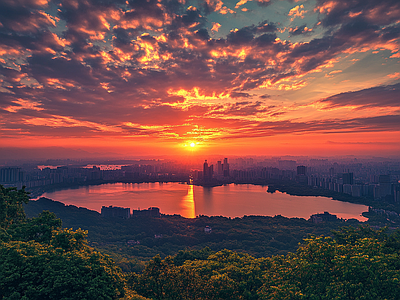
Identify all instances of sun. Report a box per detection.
[182,141,199,151]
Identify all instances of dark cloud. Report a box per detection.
[289,25,311,36]
[316,0,400,27]
[254,33,276,46]
[255,21,277,33]
[228,114,400,138]
[381,24,400,42]
[23,54,96,86]
[169,6,207,32]
[256,0,274,7]
[337,18,379,39]
[226,21,277,45]
[194,28,211,40]
[318,83,400,109]
[227,27,255,45]
[286,15,389,73]
[213,101,271,116]
[0,0,52,32]
[201,0,223,15]
[230,92,251,98]
[0,66,26,84]
[58,0,118,47]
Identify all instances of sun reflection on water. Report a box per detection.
[181,184,195,218]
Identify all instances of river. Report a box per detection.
[35,182,368,221]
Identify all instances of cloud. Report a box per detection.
[201,0,224,14]
[211,22,221,32]
[317,83,400,109]
[315,0,400,27]
[0,0,399,147]
[256,0,273,7]
[289,25,312,36]
[288,5,307,22]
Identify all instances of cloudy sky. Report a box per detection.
[1,0,400,157]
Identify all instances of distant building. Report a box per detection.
[351,185,362,197]
[204,226,212,233]
[101,206,130,219]
[278,160,296,170]
[223,158,230,177]
[0,167,24,183]
[132,207,160,217]
[343,173,354,185]
[217,161,223,176]
[309,212,338,223]
[379,175,390,184]
[297,165,307,175]
[203,160,214,181]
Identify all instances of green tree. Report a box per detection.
[134,249,269,300]
[0,185,29,228]
[8,210,62,243]
[0,230,126,300]
[258,235,400,300]
[0,186,130,300]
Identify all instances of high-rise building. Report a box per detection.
[343,173,353,185]
[203,160,214,181]
[329,167,334,176]
[217,161,223,176]
[208,164,214,179]
[297,165,307,175]
[0,167,24,183]
[379,175,390,184]
[203,160,209,180]
[223,158,230,177]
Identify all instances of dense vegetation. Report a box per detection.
[0,185,145,300]
[3,185,400,299]
[131,226,400,300]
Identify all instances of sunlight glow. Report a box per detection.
[180,184,195,218]
[183,141,199,150]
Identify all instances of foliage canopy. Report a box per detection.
[3,185,400,300]
[0,186,131,300]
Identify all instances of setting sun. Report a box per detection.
[190,142,195,147]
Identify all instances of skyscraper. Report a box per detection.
[297,166,307,175]
[343,173,353,185]
[217,161,223,176]
[203,160,209,180]
[223,158,230,177]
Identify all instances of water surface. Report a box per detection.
[36,182,368,221]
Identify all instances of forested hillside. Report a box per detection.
[0,185,146,300]
[131,226,400,300]
[3,186,400,299]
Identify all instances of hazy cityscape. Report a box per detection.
[2,155,399,204]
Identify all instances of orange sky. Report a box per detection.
[0,0,400,159]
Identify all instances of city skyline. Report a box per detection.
[1,0,400,158]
